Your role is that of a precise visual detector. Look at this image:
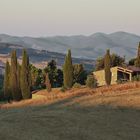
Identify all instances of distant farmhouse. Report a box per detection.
[94,66,140,86]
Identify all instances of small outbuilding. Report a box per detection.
[93,66,140,86]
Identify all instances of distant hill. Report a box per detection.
[0,43,95,71]
[0,31,140,60]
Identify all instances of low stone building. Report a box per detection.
[93,66,140,86]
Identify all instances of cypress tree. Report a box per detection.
[63,49,73,89]
[135,42,140,67]
[104,49,112,86]
[10,50,22,101]
[20,49,32,99]
[3,61,11,101]
[45,73,52,92]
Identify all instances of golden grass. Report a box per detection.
[1,81,140,109]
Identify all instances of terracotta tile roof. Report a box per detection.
[127,66,140,72]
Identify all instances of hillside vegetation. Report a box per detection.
[1,82,140,109]
[0,82,140,140]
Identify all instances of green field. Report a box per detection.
[0,95,140,140]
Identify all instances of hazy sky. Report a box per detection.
[0,0,140,37]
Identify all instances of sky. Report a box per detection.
[0,0,140,37]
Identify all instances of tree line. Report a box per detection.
[2,49,89,102]
[2,42,140,102]
[4,50,31,102]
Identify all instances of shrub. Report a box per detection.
[60,86,67,92]
[117,79,127,84]
[73,83,82,88]
[132,75,140,81]
[86,75,97,88]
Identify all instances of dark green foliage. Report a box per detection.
[117,79,128,84]
[0,75,4,89]
[3,61,11,100]
[135,42,140,67]
[44,60,57,87]
[63,49,73,89]
[95,57,104,71]
[20,49,32,99]
[45,73,52,92]
[56,69,63,87]
[30,64,37,88]
[30,65,45,90]
[104,49,112,86]
[0,75,4,101]
[132,75,140,81]
[0,89,4,101]
[129,58,137,66]
[86,75,97,88]
[73,83,82,88]
[17,62,22,98]
[73,64,87,85]
[111,53,125,67]
[95,54,125,71]
[36,69,45,88]
[60,86,67,92]
[10,50,22,101]
[44,60,63,88]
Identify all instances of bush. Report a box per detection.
[86,75,97,88]
[73,83,82,88]
[60,86,67,92]
[117,79,128,84]
[132,75,140,81]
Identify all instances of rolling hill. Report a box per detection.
[0,31,140,60]
[0,82,140,140]
[0,43,95,71]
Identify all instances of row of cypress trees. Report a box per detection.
[4,49,32,101]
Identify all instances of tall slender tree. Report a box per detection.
[3,61,11,101]
[135,42,140,67]
[10,50,22,101]
[104,49,112,86]
[63,49,73,89]
[45,73,52,92]
[20,49,32,99]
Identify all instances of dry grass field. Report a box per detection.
[0,82,140,140]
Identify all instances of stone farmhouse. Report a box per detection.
[93,66,140,86]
